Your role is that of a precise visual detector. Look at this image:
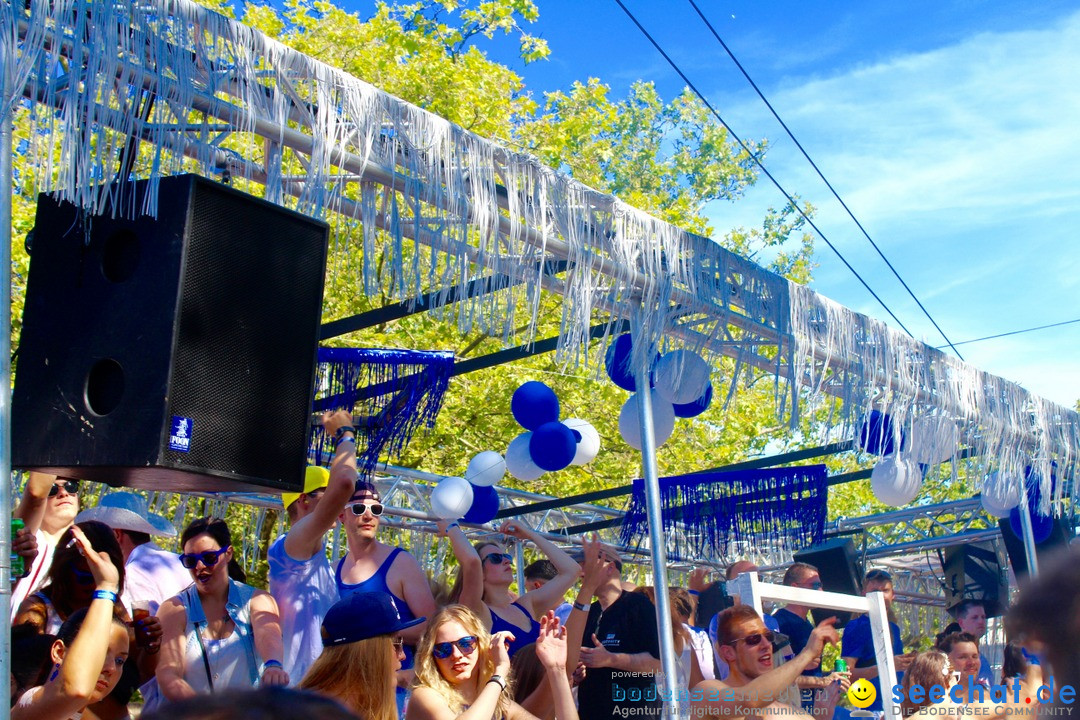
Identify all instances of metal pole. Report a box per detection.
[1,43,16,716]
[633,345,681,718]
[1017,479,1040,577]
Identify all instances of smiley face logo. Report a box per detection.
[847,678,877,709]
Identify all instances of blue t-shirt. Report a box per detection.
[268,535,339,684]
[840,614,904,712]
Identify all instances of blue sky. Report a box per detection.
[337,0,1080,407]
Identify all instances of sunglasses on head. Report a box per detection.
[179,545,231,569]
[483,552,513,566]
[432,635,478,659]
[49,479,80,497]
[347,501,384,516]
[727,630,775,648]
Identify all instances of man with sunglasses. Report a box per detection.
[268,410,358,684]
[692,605,842,718]
[335,470,436,712]
[11,471,80,619]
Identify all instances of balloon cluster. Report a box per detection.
[605,334,713,450]
[429,451,507,525]
[861,411,959,507]
[505,381,600,480]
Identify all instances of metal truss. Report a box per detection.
[833,497,1002,559]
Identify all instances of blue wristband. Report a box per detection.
[93,589,118,603]
[262,659,283,673]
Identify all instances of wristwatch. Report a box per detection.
[488,674,506,692]
[573,600,591,612]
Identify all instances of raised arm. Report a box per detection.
[515,612,578,720]
[406,631,516,720]
[14,525,122,720]
[14,471,56,534]
[441,520,487,624]
[693,619,841,714]
[564,534,604,680]
[249,589,289,686]
[283,410,357,560]
[500,521,581,617]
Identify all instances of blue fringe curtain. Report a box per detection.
[619,466,828,560]
[310,347,455,474]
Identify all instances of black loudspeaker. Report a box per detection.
[13,175,329,493]
[997,516,1073,582]
[794,537,862,628]
[942,542,1008,617]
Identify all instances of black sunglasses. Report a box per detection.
[347,501,384,516]
[727,630,775,648]
[49,479,80,497]
[179,545,231,569]
[432,635,478,659]
[483,552,513,566]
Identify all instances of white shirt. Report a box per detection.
[122,542,193,614]
[11,529,56,620]
[268,534,338,684]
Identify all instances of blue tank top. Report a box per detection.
[489,601,541,658]
[335,548,417,669]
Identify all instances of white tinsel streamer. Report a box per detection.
[3,0,1077,513]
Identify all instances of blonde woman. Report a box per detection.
[300,591,422,720]
[407,604,577,720]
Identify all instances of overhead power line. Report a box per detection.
[936,317,1080,349]
[686,0,964,361]
[612,0,915,338]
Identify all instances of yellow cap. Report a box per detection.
[282,466,331,509]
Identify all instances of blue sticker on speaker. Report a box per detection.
[169,416,193,453]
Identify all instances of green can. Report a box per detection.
[11,518,25,579]
[835,658,848,673]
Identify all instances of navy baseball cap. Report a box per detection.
[320,591,424,647]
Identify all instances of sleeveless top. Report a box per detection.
[177,580,261,693]
[30,591,64,634]
[335,547,418,666]
[489,601,540,658]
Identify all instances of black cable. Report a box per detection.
[936,317,1080,349]
[612,0,915,337]
[686,0,964,360]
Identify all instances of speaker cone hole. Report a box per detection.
[100,228,140,282]
[85,359,125,416]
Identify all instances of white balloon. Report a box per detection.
[909,416,960,465]
[870,454,923,506]
[981,471,1022,518]
[505,432,545,481]
[653,350,712,405]
[618,390,676,450]
[563,418,601,466]
[465,451,506,487]
[431,476,474,520]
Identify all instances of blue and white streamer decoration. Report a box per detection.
[619,466,828,560]
[310,347,454,474]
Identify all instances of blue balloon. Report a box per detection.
[511,381,559,430]
[673,383,713,418]
[1009,504,1054,544]
[858,411,901,456]
[463,484,500,524]
[529,421,577,472]
[605,334,637,391]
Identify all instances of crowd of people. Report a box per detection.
[8,410,1077,719]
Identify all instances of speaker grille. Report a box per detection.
[165,179,327,487]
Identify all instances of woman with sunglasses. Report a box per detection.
[13,525,129,720]
[445,520,579,659]
[156,517,289,700]
[299,591,423,719]
[407,604,579,720]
